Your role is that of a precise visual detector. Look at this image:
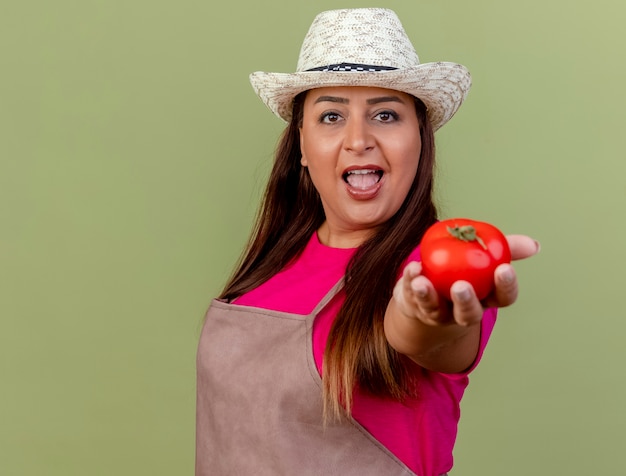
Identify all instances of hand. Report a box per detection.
[393,234,540,328]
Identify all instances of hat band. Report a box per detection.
[305,63,398,72]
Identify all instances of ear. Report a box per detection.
[299,127,308,166]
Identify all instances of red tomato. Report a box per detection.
[420,218,511,300]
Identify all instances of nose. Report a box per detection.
[343,117,374,154]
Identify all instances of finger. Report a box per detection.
[450,281,483,327]
[409,275,441,317]
[393,261,425,318]
[403,261,421,281]
[398,262,453,325]
[492,263,519,307]
[397,261,422,307]
[506,234,541,261]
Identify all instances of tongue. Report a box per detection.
[346,173,380,190]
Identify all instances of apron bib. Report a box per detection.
[195,281,422,475]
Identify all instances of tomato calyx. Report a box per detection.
[446,225,487,250]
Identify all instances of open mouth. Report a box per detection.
[342,169,384,190]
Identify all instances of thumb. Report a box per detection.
[506,234,540,261]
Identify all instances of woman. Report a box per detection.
[196,8,538,476]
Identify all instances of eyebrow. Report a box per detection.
[314,96,348,104]
[366,96,405,105]
[313,95,405,105]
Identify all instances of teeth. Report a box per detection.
[343,169,383,189]
[346,169,378,175]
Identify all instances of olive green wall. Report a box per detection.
[1,1,624,474]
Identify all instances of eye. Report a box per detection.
[319,111,343,124]
[373,110,399,123]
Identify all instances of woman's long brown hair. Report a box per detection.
[219,92,437,419]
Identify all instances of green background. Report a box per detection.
[1,0,624,474]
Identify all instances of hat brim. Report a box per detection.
[249,62,471,132]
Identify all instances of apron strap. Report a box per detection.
[310,277,345,316]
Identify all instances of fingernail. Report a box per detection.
[500,267,515,285]
[405,261,420,278]
[453,286,471,302]
[412,282,428,298]
[535,240,541,254]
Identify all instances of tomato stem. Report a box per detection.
[446,225,487,250]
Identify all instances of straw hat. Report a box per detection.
[249,8,472,131]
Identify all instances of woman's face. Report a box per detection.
[300,86,422,248]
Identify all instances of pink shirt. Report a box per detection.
[236,232,497,476]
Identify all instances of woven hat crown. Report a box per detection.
[249,8,471,131]
[296,9,420,72]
